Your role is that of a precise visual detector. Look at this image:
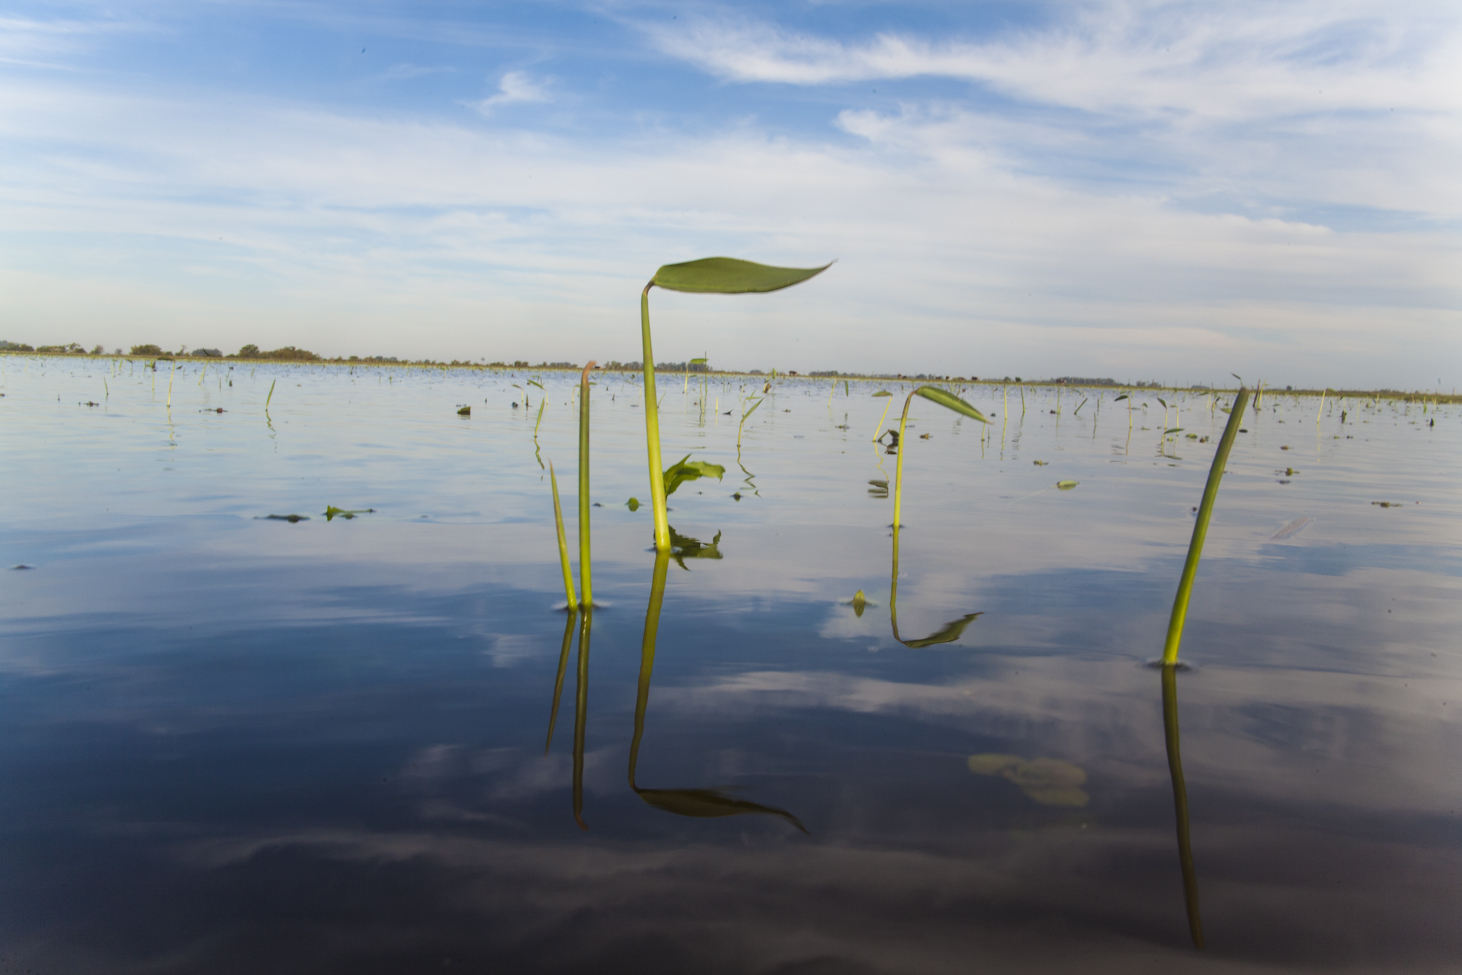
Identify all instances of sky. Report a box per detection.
[1,0,1458,388]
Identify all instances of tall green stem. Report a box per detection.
[640,285,670,550]
[1162,387,1250,664]
[1162,664,1204,947]
[579,362,596,607]
[891,391,915,529]
[549,461,578,611]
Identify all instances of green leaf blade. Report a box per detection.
[652,257,833,294]
[913,386,990,423]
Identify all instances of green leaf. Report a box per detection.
[1164,427,1183,434]
[668,528,722,569]
[323,506,374,521]
[526,379,543,389]
[663,454,726,497]
[1056,480,1079,490]
[633,787,807,833]
[741,397,763,420]
[901,612,982,648]
[652,257,832,294]
[913,386,989,423]
[457,406,471,415]
[690,357,707,364]
[872,390,892,397]
[1114,394,1129,402]
[626,497,641,511]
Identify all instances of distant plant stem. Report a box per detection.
[1162,386,1250,664]
[265,379,275,411]
[166,360,175,409]
[549,461,578,611]
[579,362,596,606]
[640,285,671,551]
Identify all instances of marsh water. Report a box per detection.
[3,356,1460,974]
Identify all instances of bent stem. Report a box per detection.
[579,362,596,606]
[1162,664,1204,948]
[549,461,578,611]
[640,285,671,550]
[1162,386,1250,664]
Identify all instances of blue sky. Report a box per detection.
[2,0,1458,387]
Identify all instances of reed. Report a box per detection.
[549,461,578,611]
[579,362,595,607]
[639,258,830,550]
[1161,386,1250,665]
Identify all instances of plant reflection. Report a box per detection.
[626,548,808,832]
[571,610,592,830]
[1161,663,1204,948]
[888,524,982,648]
[668,527,722,571]
[543,610,577,754]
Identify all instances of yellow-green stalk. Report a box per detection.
[892,386,988,530]
[640,285,671,551]
[578,361,596,607]
[1161,387,1250,664]
[549,461,578,611]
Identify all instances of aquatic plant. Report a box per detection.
[579,362,595,607]
[548,461,578,611]
[1162,386,1251,664]
[891,386,989,530]
[638,258,831,550]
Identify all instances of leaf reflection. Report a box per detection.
[628,549,808,833]
[668,526,722,571]
[888,524,982,648]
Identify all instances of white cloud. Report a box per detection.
[469,70,552,114]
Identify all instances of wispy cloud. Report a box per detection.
[381,63,456,81]
[469,70,552,114]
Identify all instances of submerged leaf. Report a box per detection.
[913,386,989,423]
[634,788,808,833]
[663,455,726,497]
[968,754,1089,807]
[652,257,832,294]
[901,612,982,648]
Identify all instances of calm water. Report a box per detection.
[3,356,1460,974]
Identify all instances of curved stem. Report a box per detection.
[640,284,671,551]
[1163,386,1250,664]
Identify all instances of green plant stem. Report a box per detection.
[265,379,275,411]
[1162,664,1204,948]
[549,461,578,611]
[640,284,671,551]
[1162,386,1250,664]
[892,391,915,529]
[579,362,596,606]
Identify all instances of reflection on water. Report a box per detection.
[1,357,1460,972]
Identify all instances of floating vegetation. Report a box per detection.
[967,754,1090,807]
[260,514,308,522]
[625,497,641,511]
[323,506,374,521]
[1057,480,1079,490]
[457,405,471,416]
[850,589,867,617]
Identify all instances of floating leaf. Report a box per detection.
[634,787,807,833]
[1056,480,1079,490]
[851,589,867,617]
[663,455,726,497]
[1032,460,1049,466]
[626,497,641,511]
[901,612,982,648]
[968,754,1089,807]
[652,257,832,294]
[872,390,892,398]
[262,514,309,523]
[690,357,707,364]
[457,406,471,416]
[1164,427,1183,434]
[913,386,989,423]
[323,506,374,521]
